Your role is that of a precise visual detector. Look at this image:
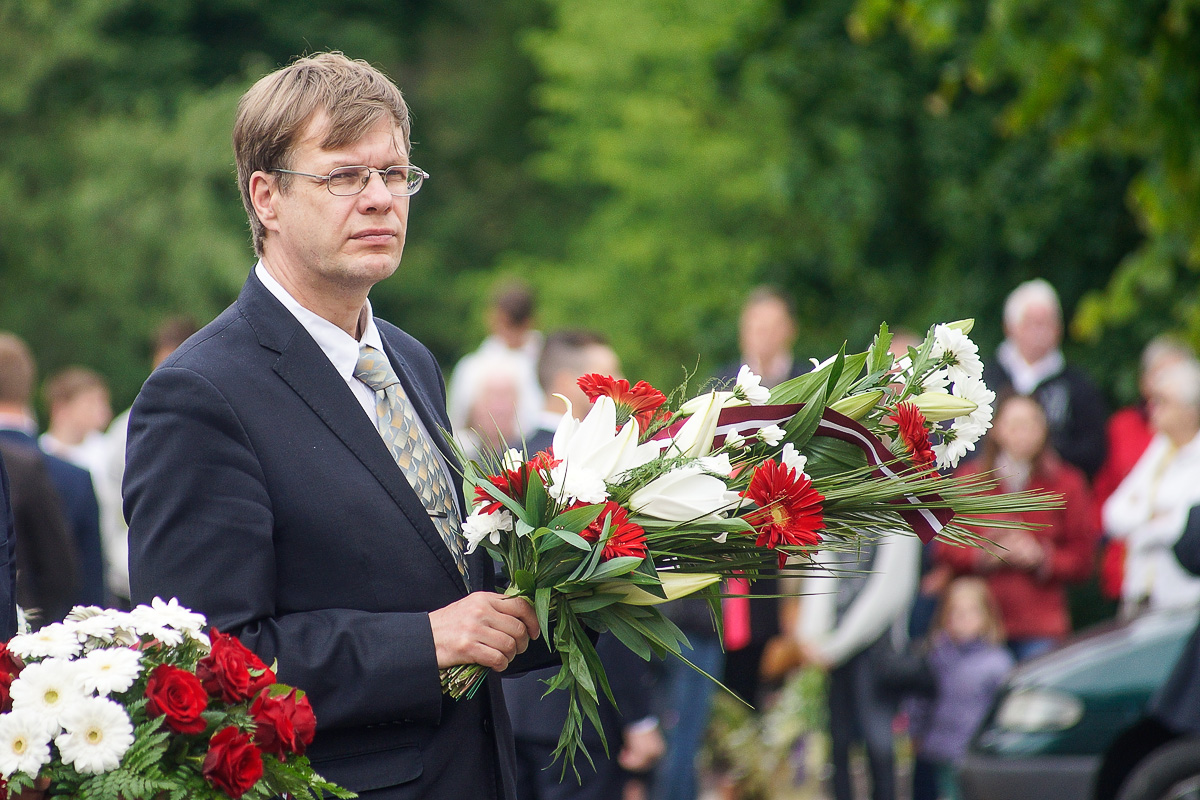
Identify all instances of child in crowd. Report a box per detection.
[908,577,1014,800]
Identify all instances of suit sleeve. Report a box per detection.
[126,366,446,729]
[0,456,17,640]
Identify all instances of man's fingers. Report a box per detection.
[495,595,541,640]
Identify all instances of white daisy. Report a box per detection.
[931,325,984,384]
[934,435,976,471]
[0,709,54,778]
[758,424,785,447]
[462,509,515,554]
[131,597,207,636]
[8,623,82,660]
[779,443,808,476]
[10,658,87,729]
[951,375,996,446]
[698,453,733,476]
[735,365,771,405]
[75,649,143,696]
[922,368,950,394]
[55,697,135,775]
[724,431,747,449]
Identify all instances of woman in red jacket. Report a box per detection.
[937,394,1100,661]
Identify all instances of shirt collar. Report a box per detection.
[255,262,383,382]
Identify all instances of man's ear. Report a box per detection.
[249,172,282,234]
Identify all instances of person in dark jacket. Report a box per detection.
[984,279,1107,480]
[0,451,23,640]
[1149,504,1200,734]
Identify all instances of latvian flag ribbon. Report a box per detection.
[651,404,953,544]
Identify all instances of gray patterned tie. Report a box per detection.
[355,344,469,585]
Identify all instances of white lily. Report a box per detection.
[599,572,722,606]
[669,391,728,458]
[629,464,741,522]
[548,395,656,504]
[779,443,808,475]
[909,391,978,423]
[829,390,885,421]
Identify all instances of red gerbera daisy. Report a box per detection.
[740,459,824,567]
[888,402,936,473]
[579,501,648,561]
[473,450,560,513]
[577,374,667,432]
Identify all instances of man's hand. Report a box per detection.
[428,592,541,671]
[618,724,666,773]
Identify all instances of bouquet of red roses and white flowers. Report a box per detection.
[0,598,353,800]
[447,319,1053,767]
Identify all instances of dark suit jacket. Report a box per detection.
[0,441,79,625]
[0,429,105,606]
[1152,505,1200,734]
[0,452,23,638]
[126,271,541,800]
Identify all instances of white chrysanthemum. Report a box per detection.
[922,369,950,393]
[8,623,82,660]
[462,509,515,554]
[758,425,785,447]
[780,443,808,476]
[55,697,135,775]
[951,375,996,446]
[724,431,746,449]
[934,436,976,471]
[10,659,87,732]
[0,710,54,778]
[735,365,771,405]
[131,597,206,635]
[75,649,143,696]
[931,325,983,384]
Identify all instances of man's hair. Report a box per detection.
[0,333,35,405]
[233,51,413,256]
[1003,278,1061,328]
[537,329,609,392]
[44,367,108,410]
[742,285,796,321]
[1141,335,1193,375]
[492,280,536,327]
[154,316,200,355]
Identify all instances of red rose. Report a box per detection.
[0,672,13,714]
[0,644,23,680]
[251,688,317,759]
[145,663,210,734]
[197,629,276,703]
[202,726,264,798]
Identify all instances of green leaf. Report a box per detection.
[567,592,624,613]
[551,528,593,551]
[549,503,605,531]
[585,555,643,581]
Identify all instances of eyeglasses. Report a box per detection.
[270,165,430,197]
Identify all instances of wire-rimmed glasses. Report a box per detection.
[270,165,429,197]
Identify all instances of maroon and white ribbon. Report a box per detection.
[649,402,952,543]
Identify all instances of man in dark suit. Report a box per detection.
[125,53,542,800]
[0,333,103,611]
[506,330,664,799]
[0,452,24,639]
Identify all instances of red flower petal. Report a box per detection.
[577,374,667,432]
[473,450,560,513]
[740,459,824,566]
[579,501,648,561]
[888,403,936,472]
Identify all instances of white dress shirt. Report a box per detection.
[255,263,461,514]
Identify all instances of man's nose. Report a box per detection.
[359,170,393,210]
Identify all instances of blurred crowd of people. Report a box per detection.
[6,274,1200,800]
[445,277,1200,800]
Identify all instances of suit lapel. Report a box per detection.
[237,273,468,593]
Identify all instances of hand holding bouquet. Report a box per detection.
[447,319,1054,767]
[0,599,352,800]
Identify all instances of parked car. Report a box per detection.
[960,605,1200,800]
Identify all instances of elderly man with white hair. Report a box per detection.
[985,279,1108,478]
[1104,358,1200,614]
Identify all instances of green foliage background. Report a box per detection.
[0,0,1191,410]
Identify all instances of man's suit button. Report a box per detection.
[482,716,492,734]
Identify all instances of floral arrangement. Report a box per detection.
[448,319,1053,767]
[0,598,352,800]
